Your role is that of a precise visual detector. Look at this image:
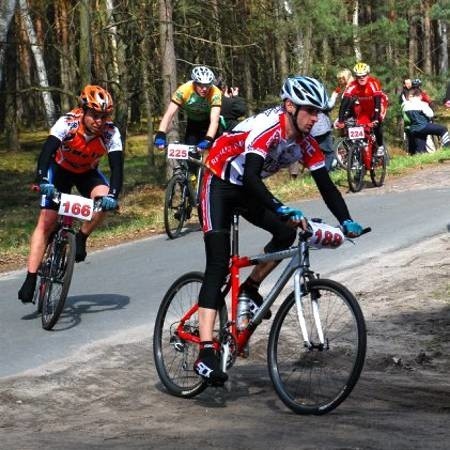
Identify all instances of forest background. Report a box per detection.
[0,0,449,269]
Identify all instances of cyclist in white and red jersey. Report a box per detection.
[18,85,123,304]
[336,62,388,156]
[193,76,364,386]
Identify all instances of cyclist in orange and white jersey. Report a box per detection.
[193,76,364,385]
[336,62,388,156]
[18,85,124,304]
[154,65,222,151]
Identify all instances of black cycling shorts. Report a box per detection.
[41,161,109,210]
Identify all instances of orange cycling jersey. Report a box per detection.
[172,81,222,122]
[50,108,122,174]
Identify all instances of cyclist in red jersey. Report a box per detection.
[336,62,387,156]
[193,76,364,385]
[18,85,124,304]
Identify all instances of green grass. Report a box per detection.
[0,129,449,271]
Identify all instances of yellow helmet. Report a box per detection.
[353,62,370,77]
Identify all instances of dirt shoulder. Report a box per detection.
[1,230,449,449]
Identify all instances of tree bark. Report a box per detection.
[0,0,16,86]
[352,0,362,61]
[18,0,56,126]
[78,0,91,87]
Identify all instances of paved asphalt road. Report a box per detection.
[1,186,449,378]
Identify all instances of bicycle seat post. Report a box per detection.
[232,211,239,256]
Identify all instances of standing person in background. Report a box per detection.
[443,81,450,108]
[310,110,335,171]
[154,65,222,151]
[18,85,123,303]
[400,78,433,107]
[216,78,247,132]
[402,88,450,153]
[329,68,354,109]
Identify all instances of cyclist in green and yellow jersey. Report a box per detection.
[154,65,222,151]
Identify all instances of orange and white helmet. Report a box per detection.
[353,62,370,77]
[79,85,114,113]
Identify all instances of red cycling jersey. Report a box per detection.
[205,106,325,184]
[342,76,387,124]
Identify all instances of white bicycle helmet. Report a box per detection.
[191,66,215,85]
[280,76,329,110]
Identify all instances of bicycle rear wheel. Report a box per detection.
[164,175,188,239]
[347,144,365,192]
[370,147,387,187]
[41,230,76,330]
[268,278,366,415]
[153,272,228,398]
[334,138,349,169]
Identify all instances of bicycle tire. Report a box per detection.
[164,175,188,239]
[347,143,365,192]
[153,271,228,398]
[370,147,387,187]
[334,138,349,170]
[41,230,76,330]
[267,278,366,415]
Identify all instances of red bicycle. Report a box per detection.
[344,119,387,192]
[153,212,369,415]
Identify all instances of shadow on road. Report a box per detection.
[21,293,130,331]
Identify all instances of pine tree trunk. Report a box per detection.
[0,0,16,86]
[78,0,91,87]
[18,0,56,126]
[437,20,448,76]
[352,0,362,61]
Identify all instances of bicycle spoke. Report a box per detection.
[268,279,366,415]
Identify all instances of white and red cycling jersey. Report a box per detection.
[205,106,325,184]
[50,108,122,174]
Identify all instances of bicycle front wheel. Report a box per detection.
[41,230,76,330]
[153,272,228,398]
[164,175,188,239]
[268,278,366,415]
[370,147,387,187]
[347,144,365,192]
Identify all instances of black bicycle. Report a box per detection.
[33,191,101,330]
[164,143,204,239]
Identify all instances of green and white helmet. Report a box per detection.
[191,66,215,84]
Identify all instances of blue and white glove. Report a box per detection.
[197,136,214,151]
[276,205,304,222]
[100,195,118,211]
[39,179,55,198]
[154,131,167,148]
[341,219,363,237]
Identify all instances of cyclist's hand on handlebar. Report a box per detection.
[196,136,214,151]
[276,205,306,228]
[335,120,345,129]
[341,219,363,237]
[39,179,55,198]
[100,194,118,211]
[154,131,167,149]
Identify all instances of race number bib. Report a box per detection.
[347,126,365,140]
[167,143,191,160]
[307,221,344,249]
[59,193,94,221]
